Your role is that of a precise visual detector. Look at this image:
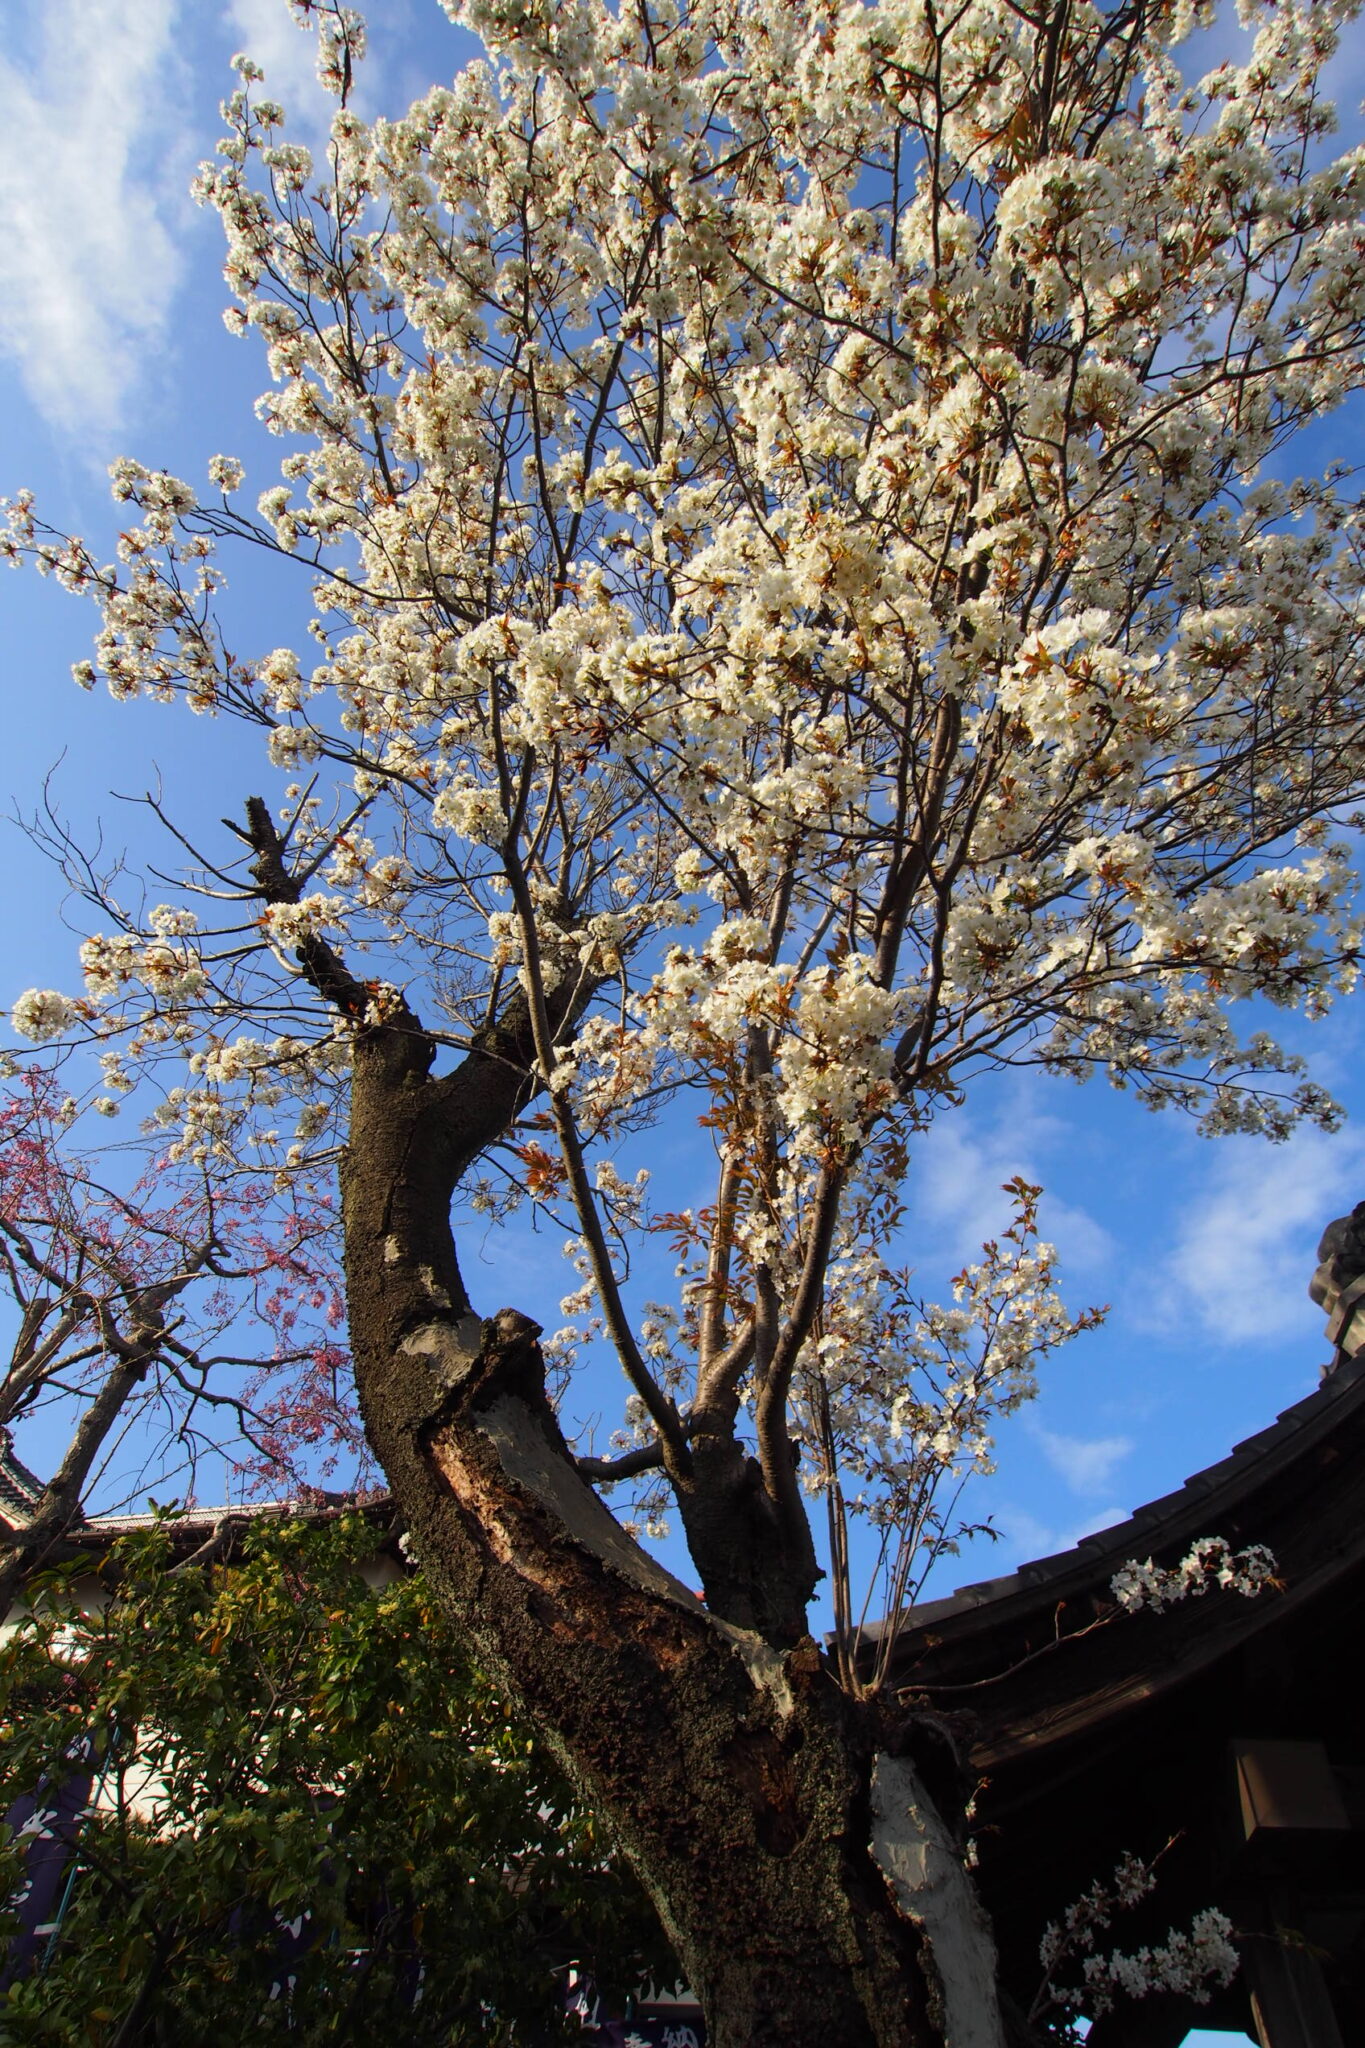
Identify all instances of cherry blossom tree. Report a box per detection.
[0,1061,363,1611]
[5,0,1365,2038]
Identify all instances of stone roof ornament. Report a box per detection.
[1309,1200,1365,1375]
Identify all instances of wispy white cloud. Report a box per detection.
[0,0,187,441]
[989,1499,1128,1569]
[1156,1126,1365,1347]
[1031,1426,1133,1497]
[907,1091,1114,1281]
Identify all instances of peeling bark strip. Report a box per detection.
[870,1757,1007,2048]
[339,1029,950,2044]
[236,764,999,2046]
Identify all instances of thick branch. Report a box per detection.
[502,841,686,1462]
[0,1353,148,1613]
[342,1263,948,2045]
[755,1163,846,1549]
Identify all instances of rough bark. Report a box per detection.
[339,1012,1007,2046]
[671,1421,824,1647]
[230,793,1008,2040]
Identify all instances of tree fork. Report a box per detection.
[342,1022,1005,2048]
[240,784,843,1650]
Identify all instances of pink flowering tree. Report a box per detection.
[0,1060,363,1608]
[5,0,1365,2038]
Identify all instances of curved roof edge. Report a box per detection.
[885,1350,1365,1647]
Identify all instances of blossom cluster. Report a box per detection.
[1110,1538,1278,1614]
[10,991,82,1044]
[1038,1846,1238,2028]
[1079,1911,1240,2015]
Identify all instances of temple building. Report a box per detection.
[7,1212,1365,2042]
[879,1204,1365,2045]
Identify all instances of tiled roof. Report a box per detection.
[0,1428,45,1525]
[62,1493,400,1559]
[882,1348,1365,1652]
[81,1493,393,1534]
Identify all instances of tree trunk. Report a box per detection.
[340,1025,1007,2047]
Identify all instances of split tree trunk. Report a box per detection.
[339,1018,1007,2048]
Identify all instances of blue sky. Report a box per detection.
[14,5,1365,2036]
[2,0,1363,1590]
